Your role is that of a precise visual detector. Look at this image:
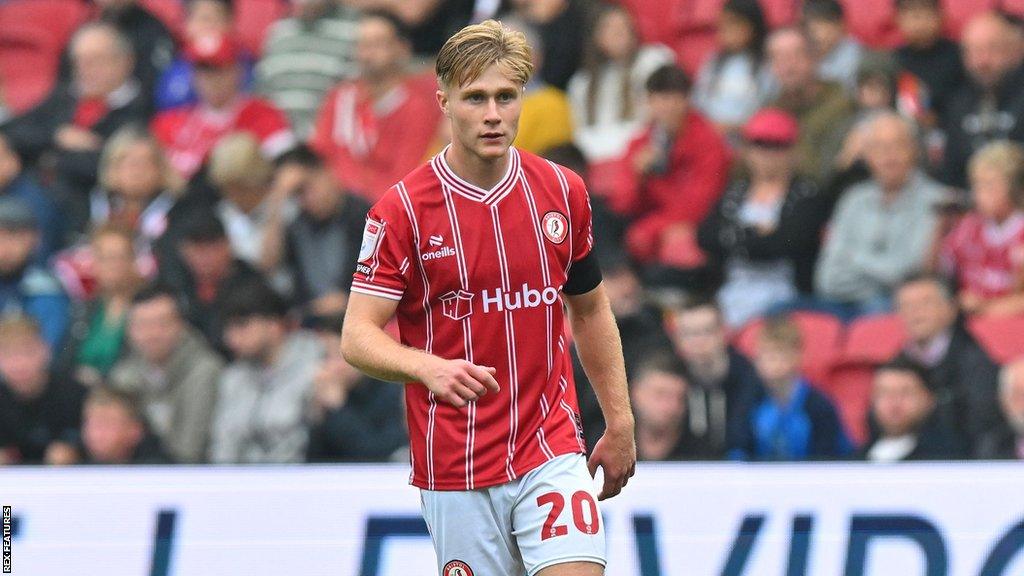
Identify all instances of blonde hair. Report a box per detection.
[208,132,273,190]
[969,140,1024,207]
[100,125,184,195]
[435,19,534,90]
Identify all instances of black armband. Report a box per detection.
[562,251,603,295]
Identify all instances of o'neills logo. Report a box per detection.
[421,246,456,261]
[482,284,559,313]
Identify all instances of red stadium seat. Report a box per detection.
[0,26,58,113]
[967,314,1024,364]
[733,311,843,386]
[0,0,90,52]
[842,314,906,365]
[822,361,875,446]
[234,0,289,56]
[0,0,90,112]
[840,0,902,48]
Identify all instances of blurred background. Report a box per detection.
[2,0,1024,574]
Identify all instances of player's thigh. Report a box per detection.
[535,561,604,576]
[512,454,606,576]
[420,488,522,576]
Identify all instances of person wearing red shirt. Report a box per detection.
[340,20,635,576]
[940,141,1024,317]
[151,35,295,182]
[309,11,442,203]
[607,64,732,283]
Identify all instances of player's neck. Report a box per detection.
[445,144,510,190]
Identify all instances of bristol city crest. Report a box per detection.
[440,290,475,321]
[542,211,568,244]
[443,560,474,576]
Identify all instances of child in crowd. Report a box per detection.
[940,141,1024,317]
[744,316,852,461]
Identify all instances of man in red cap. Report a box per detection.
[698,108,832,327]
[151,35,295,182]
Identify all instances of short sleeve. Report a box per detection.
[350,192,413,301]
[563,167,594,263]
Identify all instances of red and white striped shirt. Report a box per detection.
[352,146,593,490]
[941,211,1024,299]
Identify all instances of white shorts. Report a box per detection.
[420,453,606,576]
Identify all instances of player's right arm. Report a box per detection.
[341,284,500,408]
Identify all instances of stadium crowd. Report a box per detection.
[1,0,1024,466]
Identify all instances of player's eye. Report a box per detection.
[467,93,485,103]
[498,92,515,102]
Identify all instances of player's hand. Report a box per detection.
[587,422,636,501]
[419,357,500,408]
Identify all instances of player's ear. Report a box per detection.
[436,89,450,118]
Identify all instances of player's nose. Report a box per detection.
[483,99,501,123]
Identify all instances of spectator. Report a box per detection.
[573,253,674,448]
[0,197,70,349]
[109,284,223,464]
[504,0,586,90]
[895,273,1002,449]
[152,35,295,182]
[306,314,407,462]
[209,280,322,463]
[155,0,256,112]
[309,11,442,203]
[159,213,265,352]
[77,0,175,98]
[257,0,362,138]
[208,133,296,292]
[940,12,1024,188]
[52,126,182,303]
[666,298,763,459]
[831,52,930,185]
[692,0,773,139]
[351,0,473,58]
[2,23,149,224]
[698,109,830,327]
[939,141,1024,317]
[744,315,851,461]
[862,356,966,462]
[0,133,63,263]
[632,353,716,461]
[79,386,172,464]
[815,113,944,318]
[802,0,863,94]
[0,317,86,465]
[568,4,673,167]
[893,0,965,119]
[976,359,1024,459]
[766,26,855,184]
[608,65,731,289]
[90,125,184,272]
[280,146,370,320]
[59,225,143,386]
[504,18,573,155]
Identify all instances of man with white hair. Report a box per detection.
[940,11,1024,188]
[1,23,149,229]
[977,360,1024,459]
[815,112,945,318]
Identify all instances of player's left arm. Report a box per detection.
[564,281,636,501]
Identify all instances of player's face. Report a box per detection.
[438,64,523,162]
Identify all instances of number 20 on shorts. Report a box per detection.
[536,491,600,540]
